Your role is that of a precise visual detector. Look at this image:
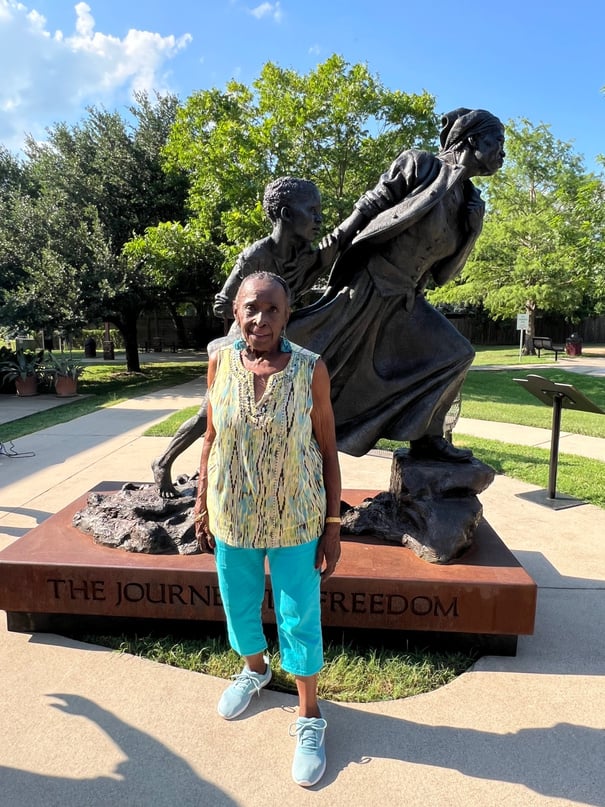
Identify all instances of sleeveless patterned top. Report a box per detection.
[206,342,326,548]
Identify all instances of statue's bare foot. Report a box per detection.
[152,457,180,498]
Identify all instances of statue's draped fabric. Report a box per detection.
[287,150,480,456]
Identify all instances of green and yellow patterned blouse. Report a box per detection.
[207,341,326,548]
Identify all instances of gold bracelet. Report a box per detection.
[325,516,341,524]
[194,512,207,523]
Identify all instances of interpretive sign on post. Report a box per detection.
[513,374,604,509]
[516,313,530,358]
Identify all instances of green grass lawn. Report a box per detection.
[378,434,605,508]
[71,632,474,703]
[144,404,200,436]
[461,368,605,437]
[471,344,605,365]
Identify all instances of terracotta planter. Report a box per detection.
[55,376,78,398]
[15,375,38,397]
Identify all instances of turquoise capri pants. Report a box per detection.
[214,537,323,678]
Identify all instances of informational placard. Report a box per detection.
[513,374,604,509]
[516,313,530,357]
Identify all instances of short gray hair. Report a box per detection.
[235,271,292,305]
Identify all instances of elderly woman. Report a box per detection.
[288,108,505,461]
[194,271,341,788]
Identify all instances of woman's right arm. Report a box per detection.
[194,354,218,552]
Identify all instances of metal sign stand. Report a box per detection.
[513,374,604,510]
[0,440,35,459]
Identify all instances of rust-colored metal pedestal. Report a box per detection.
[0,485,536,655]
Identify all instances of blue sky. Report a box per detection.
[1,0,603,173]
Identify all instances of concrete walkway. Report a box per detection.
[1,357,604,806]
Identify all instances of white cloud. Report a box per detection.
[248,2,283,23]
[0,1,192,152]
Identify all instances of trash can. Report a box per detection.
[565,333,583,356]
[102,340,115,360]
[84,336,97,358]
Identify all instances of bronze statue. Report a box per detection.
[154,108,505,494]
[287,108,505,460]
[153,177,338,497]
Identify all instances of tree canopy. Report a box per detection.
[428,118,605,343]
[164,54,438,267]
[0,93,189,370]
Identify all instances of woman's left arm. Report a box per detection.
[310,359,342,580]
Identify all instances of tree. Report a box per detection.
[1,93,190,370]
[164,54,438,270]
[2,60,438,359]
[0,151,92,340]
[1,197,112,340]
[123,221,224,346]
[428,118,604,350]
[0,150,38,320]
[574,177,605,319]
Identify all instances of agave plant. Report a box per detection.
[0,348,43,383]
[43,351,85,380]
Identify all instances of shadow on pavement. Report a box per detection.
[1,693,237,807]
[321,700,604,804]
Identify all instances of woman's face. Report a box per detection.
[234,277,290,353]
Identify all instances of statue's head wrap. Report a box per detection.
[439,108,503,152]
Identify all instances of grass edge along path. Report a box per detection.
[0,362,206,443]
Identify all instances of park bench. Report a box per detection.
[532,336,564,361]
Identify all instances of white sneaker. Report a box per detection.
[290,716,327,786]
[217,657,272,719]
